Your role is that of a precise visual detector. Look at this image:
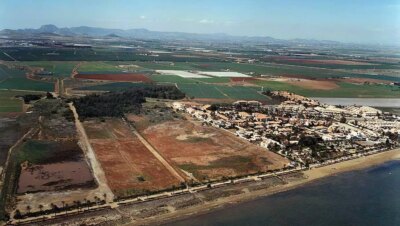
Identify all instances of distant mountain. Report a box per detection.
[0,24,342,45]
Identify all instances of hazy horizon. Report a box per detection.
[1,0,400,45]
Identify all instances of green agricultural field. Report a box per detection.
[134,62,200,71]
[150,74,196,84]
[77,61,126,73]
[178,83,227,99]
[141,62,399,82]
[14,61,78,77]
[217,86,266,100]
[253,80,400,98]
[0,65,26,78]
[193,77,231,83]
[78,82,153,91]
[0,78,54,92]
[0,90,44,113]
[177,83,267,100]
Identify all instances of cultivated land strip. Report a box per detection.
[122,118,186,183]
[68,103,114,202]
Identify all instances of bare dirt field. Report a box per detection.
[136,118,289,182]
[286,78,339,90]
[74,73,152,82]
[84,118,181,198]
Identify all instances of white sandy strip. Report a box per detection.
[199,71,251,77]
[156,70,211,78]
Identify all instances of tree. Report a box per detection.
[14,209,22,219]
[50,203,57,216]
[26,205,31,214]
[64,203,69,214]
[38,204,43,213]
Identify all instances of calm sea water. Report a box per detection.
[165,161,400,226]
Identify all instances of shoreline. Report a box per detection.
[129,148,400,226]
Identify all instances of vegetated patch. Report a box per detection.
[285,78,339,90]
[0,77,54,92]
[75,73,152,82]
[150,74,197,84]
[73,85,185,119]
[16,140,95,194]
[77,61,126,73]
[0,90,45,113]
[135,118,288,182]
[84,118,181,198]
[230,77,257,83]
[0,118,23,167]
[177,83,268,101]
[77,82,154,92]
[14,61,78,77]
[198,71,251,78]
[253,80,400,98]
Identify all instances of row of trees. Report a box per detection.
[73,86,185,120]
[14,195,107,219]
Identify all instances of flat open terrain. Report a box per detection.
[84,118,181,197]
[16,140,95,194]
[252,80,400,98]
[0,77,54,92]
[75,73,152,82]
[135,117,288,182]
[0,117,22,168]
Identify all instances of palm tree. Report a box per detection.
[50,203,57,216]
[76,200,81,212]
[64,203,69,214]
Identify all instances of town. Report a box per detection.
[173,91,400,167]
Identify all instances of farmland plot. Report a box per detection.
[137,118,288,182]
[84,118,181,197]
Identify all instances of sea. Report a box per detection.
[164,160,400,226]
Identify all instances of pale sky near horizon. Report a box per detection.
[1,0,399,45]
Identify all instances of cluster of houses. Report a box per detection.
[172,92,399,166]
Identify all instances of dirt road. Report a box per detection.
[123,118,186,183]
[69,103,114,202]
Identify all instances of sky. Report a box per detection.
[1,0,400,45]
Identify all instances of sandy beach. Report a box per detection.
[128,148,400,226]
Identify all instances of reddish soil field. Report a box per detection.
[84,119,180,197]
[138,119,289,182]
[75,73,152,82]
